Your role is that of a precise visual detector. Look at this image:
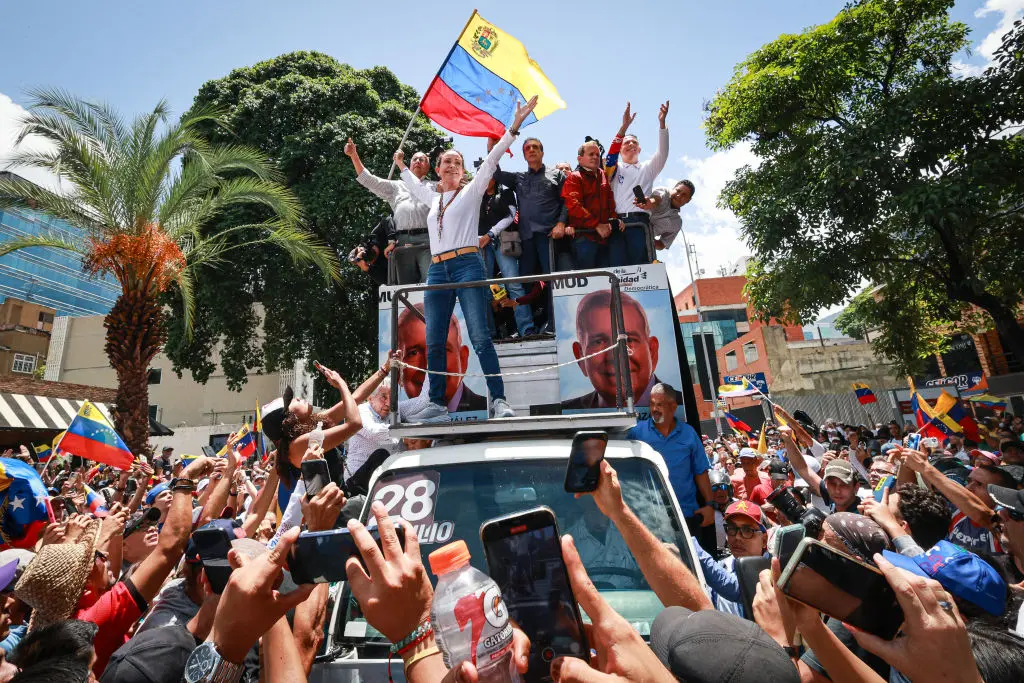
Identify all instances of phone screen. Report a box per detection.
[290,526,404,584]
[482,510,588,681]
[632,185,646,203]
[563,432,607,493]
[873,475,895,503]
[781,541,903,639]
[906,433,921,450]
[301,459,331,498]
[193,528,234,594]
[772,524,805,569]
[201,445,217,459]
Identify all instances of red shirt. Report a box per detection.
[75,579,147,676]
[731,471,771,501]
[561,168,616,241]
[749,481,785,506]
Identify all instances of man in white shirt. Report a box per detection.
[606,101,670,266]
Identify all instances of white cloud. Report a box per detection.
[976,0,1024,62]
[657,141,758,291]
[0,91,62,192]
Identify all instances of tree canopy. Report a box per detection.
[163,52,445,402]
[706,0,1024,375]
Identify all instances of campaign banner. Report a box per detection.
[378,287,488,422]
[723,372,769,396]
[552,264,684,421]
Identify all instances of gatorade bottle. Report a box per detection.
[307,421,324,450]
[428,541,518,683]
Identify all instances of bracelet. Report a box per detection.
[509,127,520,136]
[403,646,439,668]
[389,620,432,655]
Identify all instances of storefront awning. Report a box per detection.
[0,393,114,430]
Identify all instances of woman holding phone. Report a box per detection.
[393,96,539,423]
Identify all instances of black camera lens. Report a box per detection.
[766,486,807,525]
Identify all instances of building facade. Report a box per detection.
[0,297,56,379]
[0,175,119,318]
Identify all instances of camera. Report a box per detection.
[767,486,826,538]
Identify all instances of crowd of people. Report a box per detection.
[0,366,1017,682]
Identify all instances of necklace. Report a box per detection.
[436,185,462,239]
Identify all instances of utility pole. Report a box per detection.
[682,234,723,438]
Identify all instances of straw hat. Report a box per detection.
[14,518,100,631]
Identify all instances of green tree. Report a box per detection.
[706,1,1024,374]
[162,52,444,403]
[0,90,337,454]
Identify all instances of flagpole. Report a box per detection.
[386,105,422,180]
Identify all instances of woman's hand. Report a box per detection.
[511,96,539,132]
[394,149,407,171]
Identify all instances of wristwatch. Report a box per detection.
[170,477,197,493]
[184,641,244,683]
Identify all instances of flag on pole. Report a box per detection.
[254,398,264,461]
[756,425,768,455]
[969,394,1007,410]
[719,378,758,397]
[32,443,52,463]
[56,401,134,470]
[235,423,258,459]
[852,383,877,405]
[0,457,52,549]
[420,10,565,138]
[724,412,753,437]
[911,390,979,441]
[83,484,109,517]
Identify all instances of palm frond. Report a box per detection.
[0,231,86,259]
[175,266,198,338]
[0,176,98,232]
[21,87,124,155]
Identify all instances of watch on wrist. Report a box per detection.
[184,641,245,683]
[170,477,198,493]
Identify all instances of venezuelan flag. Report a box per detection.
[57,401,134,470]
[719,378,757,397]
[911,390,974,441]
[83,484,109,517]
[236,425,258,459]
[969,393,1007,410]
[852,383,877,405]
[32,443,51,463]
[0,458,52,549]
[420,11,565,138]
[724,412,753,437]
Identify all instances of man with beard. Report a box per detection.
[627,383,714,544]
[561,290,660,410]
[260,364,363,505]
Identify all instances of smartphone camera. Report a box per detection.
[564,431,608,493]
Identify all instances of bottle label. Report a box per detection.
[453,584,513,668]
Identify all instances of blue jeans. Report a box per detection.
[520,232,553,329]
[573,238,608,270]
[609,222,649,266]
[482,245,535,336]
[424,253,504,406]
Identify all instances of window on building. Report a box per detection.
[148,405,159,421]
[705,308,750,325]
[37,311,54,324]
[11,354,35,374]
[725,350,738,371]
[743,342,759,363]
[147,368,162,385]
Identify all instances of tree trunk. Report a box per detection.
[104,290,166,459]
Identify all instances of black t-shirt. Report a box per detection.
[817,480,861,513]
[479,187,517,236]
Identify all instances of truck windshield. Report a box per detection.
[335,456,692,646]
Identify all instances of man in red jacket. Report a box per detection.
[561,140,620,269]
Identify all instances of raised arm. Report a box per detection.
[644,101,670,179]
[348,138,398,202]
[289,367,362,465]
[780,426,822,493]
[468,97,540,196]
[900,448,996,528]
[242,465,279,539]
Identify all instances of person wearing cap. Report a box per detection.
[1000,438,1024,465]
[784,425,861,514]
[989,485,1024,588]
[146,482,173,523]
[730,447,770,502]
[971,448,1001,468]
[693,500,769,618]
[749,458,792,507]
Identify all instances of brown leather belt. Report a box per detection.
[431,246,480,264]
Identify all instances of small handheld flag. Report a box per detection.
[852,383,877,405]
[724,412,753,437]
[32,443,52,463]
[718,378,757,397]
[56,401,134,470]
[83,484,109,517]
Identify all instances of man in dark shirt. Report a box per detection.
[494,137,568,333]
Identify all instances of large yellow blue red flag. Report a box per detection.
[56,401,134,470]
[420,10,565,138]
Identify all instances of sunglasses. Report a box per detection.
[996,505,1024,523]
[724,523,762,539]
[711,483,731,492]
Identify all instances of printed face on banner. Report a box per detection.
[379,289,488,422]
[554,264,684,420]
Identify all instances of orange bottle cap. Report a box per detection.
[428,540,471,574]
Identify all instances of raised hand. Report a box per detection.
[393,149,406,171]
[344,137,357,158]
[658,100,670,128]
[512,96,539,131]
[620,101,637,133]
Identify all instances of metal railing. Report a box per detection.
[386,269,634,425]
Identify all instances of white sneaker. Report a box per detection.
[411,403,451,423]
[491,398,515,419]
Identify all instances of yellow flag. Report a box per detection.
[757,424,768,455]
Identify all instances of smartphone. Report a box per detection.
[313,360,326,375]
[921,437,939,450]
[631,185,646,204]
[906,433,921,451]
[735,556,771,622]
[771,523,806,569]
[289,525,405,584]
[201,445,217,459]
[873,475,896,503]
[301,459,331,499]
[62,497,79,516]
[192,527,234,594]
[480,506,589,681]
[778,538,903,639]
[563,431,608,493]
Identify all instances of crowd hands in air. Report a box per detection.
[0,366,1019,682]
[345,98,695,340]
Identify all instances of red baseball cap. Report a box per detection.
[724,500,764,528]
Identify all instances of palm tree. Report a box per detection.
[0,90,339,456]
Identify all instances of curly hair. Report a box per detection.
[896,484,952,549]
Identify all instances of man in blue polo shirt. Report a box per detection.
[627,383,714,539]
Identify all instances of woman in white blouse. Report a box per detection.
[393,96,538,423]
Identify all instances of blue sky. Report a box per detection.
[1,0,1020,298]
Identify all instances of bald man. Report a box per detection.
[396,303,487,412]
